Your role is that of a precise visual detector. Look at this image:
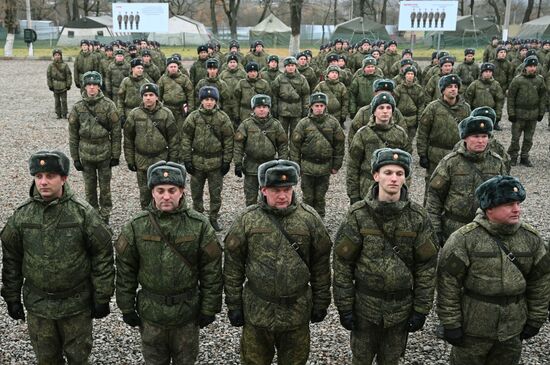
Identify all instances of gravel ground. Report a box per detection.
[0,59,549,364]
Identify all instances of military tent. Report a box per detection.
[517,16,550,39]
[249,14,291,47]
[148,15,210,46]
[57,16,113,46]
[331,17,391,43]
[424,15,500,48]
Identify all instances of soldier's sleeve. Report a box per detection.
[412,213,439,314]
[271,78,280,115]
[221,113,234,164]
[115,222,140,314]
[416,104,432,158]
[1,217,24,303]
[347,115,361,151]
[276,122,289,160]
[332,210,363,312]
[158,78,165,101]
[223,216,248,310]
[184,77,195,111]
[74,61,80,86]
[65,64,73,89]
[84,207,114,305]
[494,83,505,120]
[123,112,137,166]
[349,79,358,116]
[436,232,470,329]
[47,64,53,89]
[425,161,451,236]
[165,110,181,163]
[425,78,435,101]
[506,78,518,118]
[105,68,112,95]
[180,116,195,162]
[464,83,475,106]
[537,79,547,115]
[341,84,349,120]
[346,135,363,200]
[332,122,346,171]
[307,211,332,312]
[301,79,311,117]
[416,90,427,124]
[233,123,247,166]
[68,106,81,162]
[525,234,550,328]
[109,101,122,160]
[289,120,305,165]
[117,80,127,116]
[198,219,223,316]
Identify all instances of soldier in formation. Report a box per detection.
[105,49,130,102]
[116,160,222,364]
[465,63,505,131]
[47,48,72,119]
[117,58,150,127]
[74,40,99,89]
[234,61,272,126]
[313,65,349,126]
[68,71,121,223]
[224,159,332,365]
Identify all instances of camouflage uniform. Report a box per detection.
[235,74,272,122]
[189,57,208,87]
[465,76,505,122]
[290,106,345,217]
[492,57,515,92]
[379,49,400,77]
[220,67,247,95]
[271,69,311,136]
[123,100,180,209]
[455,59,480,89]
[99,55,114,82]
[438,208,550,364]
[74,50,99,88]
[313,70,349,124]
[347,117,411,202]
[334,183,439,365]
[181,105,234,224]
[234,111,288,206]
[143,61,161,83]
[224,164,332,365]
[244,50,269,70]
[105,58,130,102]
[116,191,222,364]
[506,63,547,164]
[394,77,426,142]
[117,74,150,120]
[349,72,380,118]
[47,52,72,118]
[157,66,195,133]
[260,67,283,84]
[1,153,114,364]
[482,43,498,63]
[195,76,236,120]
[425,70,462,102]
[426,142,505,244]
[348,106,408,149]
[69,87,120,222]
[297,63,319,91]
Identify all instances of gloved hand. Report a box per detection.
[184,161,195,175]
[311,308,328,323]
[520,324,540,340]
[419,156,430,169]
[537,114,545,122]
[407,311,426,332]
[74,160,84,171]
[122,311,141,327]
[228,309,244,327]
[350,197,361,205]
[198,313,216,328]
[91,302,110,319]
[127,163,137,172]
[66,86,71,91]
[508,115,517,123]
[221,162,231,176]
[443,327,464,346]
[110,158,119,167]
[75,82,81,89]
[119,115,127,127]
[49,87,54,92]
[339,311,354,331]
[7,302,25,321]
[234,165,243,178]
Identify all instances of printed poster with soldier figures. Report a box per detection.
[398,1,458,31]
[112,3,169,33]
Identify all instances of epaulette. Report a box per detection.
[520,222,541,237]
[441,151,459,162]
[457,221,478,235]
[69,194,94,210]
[348,199,367,214]
[131,210,150,223]
[488,150,504,161]
[15,197,34,211]
[186,208,211,223]
[408,201,428,217]
[299,202,321,218]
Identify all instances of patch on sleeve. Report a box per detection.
[93,223,112,245]
[530,252,550,279]
[292,133,302,143]
[416,240,439,261]
[202,241,222,261]
[234,132,245,142]
[115,235,129,255]
[0,224,17,243]
[441,252,467,276]
[224,234,241,252]
[429,174,446,190]
[334,237,361,261]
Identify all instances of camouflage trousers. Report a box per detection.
[82,159,112,222]
[241,323,310,365]
[53,91,68,117]
[507,119,537,159]
[243,174,260,206]
[301,174,330,217]
[351,319,408,365]
[137,169,152,209]
[279,117,301,139]
[190,169,223,220]
[140,320,199,365]
[450,335,522,365]
[166,104,187,159]
[27,311,92,365]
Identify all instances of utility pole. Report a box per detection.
[502,0,512,41]
[26,0,34,57]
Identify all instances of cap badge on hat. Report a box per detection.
[281,175,287,181]
[513,187,518,192]
[452,76,456,81]
[163,171,169,177]
[480,122,485,128]
[207,90,211,95]
[392,153,398,160]
[40,160,46,166]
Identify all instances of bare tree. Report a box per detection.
[380,0,388,23]
[333,0,337,26]
[470,0,475,15]
[487,0,501,25]
[522,0,534,22]
[321,0,332,44]
[289,0,303,55]
[536,0,542,18]
[258,0,272,23]
[3,0,17,56]
[169,0,195,16]
[72,0,80,21]
[221,0,241,39]
[210,0,218,35]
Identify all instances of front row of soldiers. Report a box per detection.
[2,149,549,365]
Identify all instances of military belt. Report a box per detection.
[141,287,196,306]
[355,281,412,301]
[82,136,110,144]
[193,150,221,158]
[464,290,524,306]
[25,280,90,300]
[301,155,331,164]
[444,211,472,224]
[247,281,308,306]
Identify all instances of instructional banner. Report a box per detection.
[112,3,169,33]
[398,1,458,31]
